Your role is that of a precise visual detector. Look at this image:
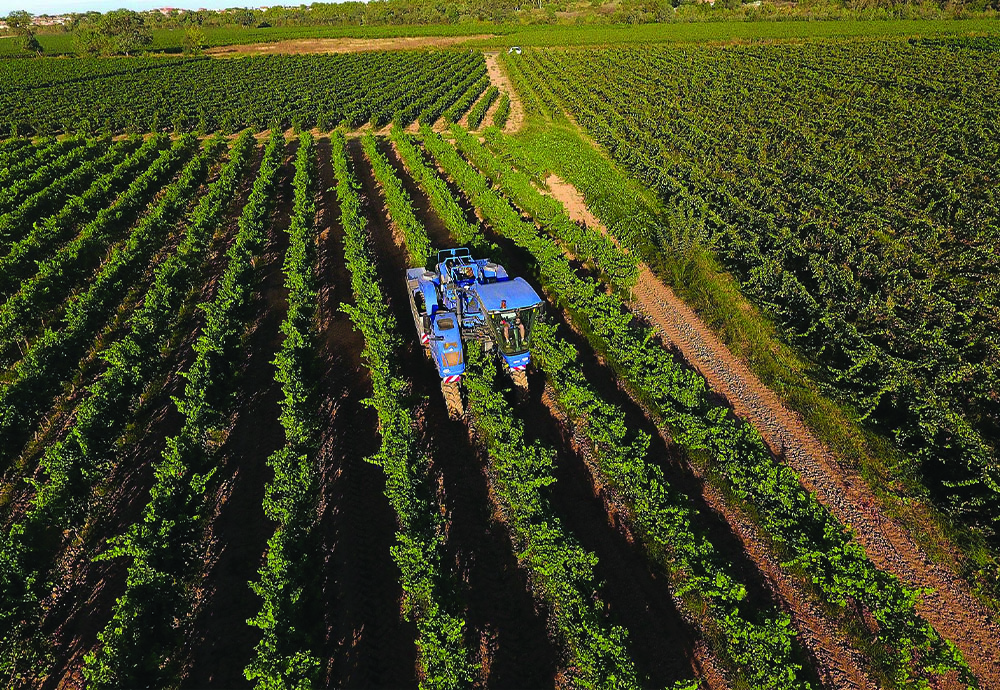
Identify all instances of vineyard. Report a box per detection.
[503,39,1000,564]
[0,29,998,690]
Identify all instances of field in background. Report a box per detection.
[2,17,1000,57]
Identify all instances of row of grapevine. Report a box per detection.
[0,136,83,188]
[382,131,638,687]
[492,93,511,129]
[366,131,645,688]
[450,125,638,292]
[443,76,491,125]
[0,136,140,251]
[0,138,32,168]
[511,43,1000,546]
[530,321,806,688]
[0,131,256,683]
[369,53,475,129]
[390,53,482,131]
[419,62,488,128]
[0,135,166,292]
[0,51,488,136]
[0,136,222,470]
[81,131,285,689]
[389,128,483,248]
[465,85,499,130]
[421,128,975,687]
[361,133,433,267]
[460,346,643,688]
[0,135,195,366]
[331,131,472,688]
[0,137,107,218]
[244,132,324,688]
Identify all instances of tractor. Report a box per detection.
[406,247,544,418]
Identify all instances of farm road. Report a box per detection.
[542,173,1000,688]
[484,52,524,133]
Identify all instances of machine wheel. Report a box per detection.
[442,381,464,420]
[510,369,529,399]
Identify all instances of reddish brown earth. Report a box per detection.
[542,173,1000,688]
[314,137,418,687]
[181,142,297,686]
[206,35,492,57]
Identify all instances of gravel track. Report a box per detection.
[544,173,1000,688]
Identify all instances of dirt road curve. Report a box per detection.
[543,174,1000,687]
[484,52,524,133]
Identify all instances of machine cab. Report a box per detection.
[473,278,543,370]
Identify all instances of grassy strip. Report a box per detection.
[331,131,472,689]
[422,128,975,689]
[82,131,285,689]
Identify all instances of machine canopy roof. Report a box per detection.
[476,278,542,312]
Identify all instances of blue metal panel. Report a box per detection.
[474,278,542,312]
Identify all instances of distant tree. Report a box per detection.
[73,25,112,56]
[181,25,206,55]
[99,9,152,56]
[6,11,44,56]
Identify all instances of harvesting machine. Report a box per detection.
[407,247,544,418]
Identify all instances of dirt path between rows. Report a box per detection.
[206,35,492,57]
[542,173,1000,688]
[484,52,524,133]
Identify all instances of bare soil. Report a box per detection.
[484,52,524,133]
[181,143,297,686]
[314,136,417,687]
[206,35,492,57]
[542,173,1000,688]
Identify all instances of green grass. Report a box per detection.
[0,23,506,57]
[4,17,998,58]
[491,117,1000,612]
[469,18,1000,47]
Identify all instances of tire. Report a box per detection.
[442,380,464,419]
[510,369,528,399]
